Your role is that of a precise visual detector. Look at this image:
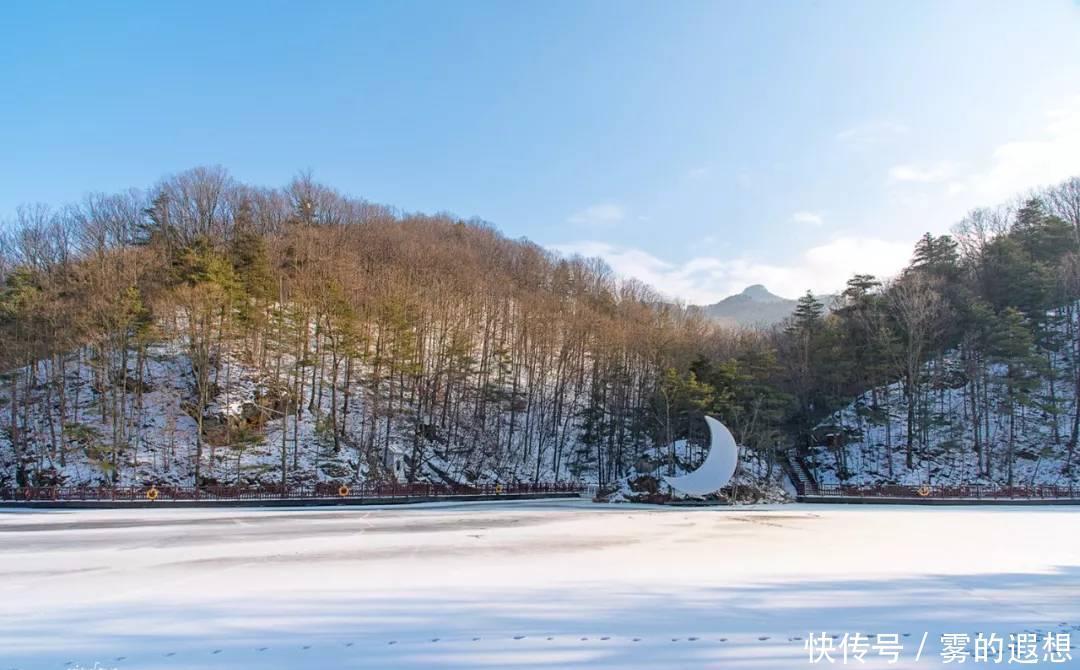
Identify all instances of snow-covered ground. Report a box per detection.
[2,501,1079,669]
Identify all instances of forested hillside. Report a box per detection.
[2,168,1079,491]
[803,183,1080,486]
[0,168,730,490]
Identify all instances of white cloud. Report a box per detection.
[836,121,909,146]
[551,236,913,304]
[949,95,1080,203]
[567,203,624,226]
[685,165,710,180]
[791,211,824,226]
[888,161,958,183]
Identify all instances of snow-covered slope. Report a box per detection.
[812,351,1080,487]
[2,329,769,493]
[0,337,553,487]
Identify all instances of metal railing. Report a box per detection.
[0,481,585,503]
[812,483,1079,500]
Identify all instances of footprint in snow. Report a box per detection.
[301,645,311,650]
[688,637,699,642]
[211,650,221,654]
[472,638,481,642]
[600,636,610,641]
[388,641,397,645]
[256,647,267,652]
[759,636,770,641]
[344,642,354,647]
[632,638,641,642]
[166,652,177,656]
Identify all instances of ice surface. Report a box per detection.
[1,501,1078,668]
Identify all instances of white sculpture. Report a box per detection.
[663,416,738,496]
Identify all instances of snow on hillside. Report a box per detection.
[0,338,507,487]
[813,353,1080,487]
[2,333,772,493]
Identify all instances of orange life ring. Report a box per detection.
[146,487,160,501]
[338,485,350,497]
[917,485,931,497]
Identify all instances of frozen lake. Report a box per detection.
[1,501,1078,669]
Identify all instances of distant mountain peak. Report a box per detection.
[738,284,784,302]
[699,285,836,329]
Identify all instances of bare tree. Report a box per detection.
[888,274,945,470]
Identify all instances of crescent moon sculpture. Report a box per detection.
[663,416,738,496]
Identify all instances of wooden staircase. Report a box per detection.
[782,453,819,496]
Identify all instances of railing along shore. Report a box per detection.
[809,483,1079,499]
[0,481,584,502]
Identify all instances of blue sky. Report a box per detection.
[2,1,1079,302]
